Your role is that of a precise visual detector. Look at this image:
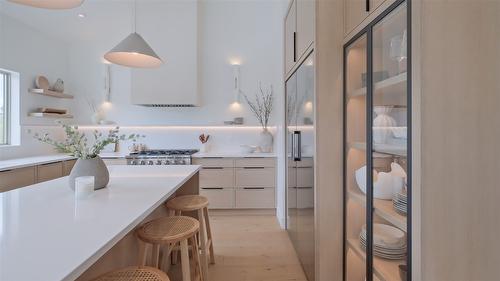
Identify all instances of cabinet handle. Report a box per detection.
[366,0,370,12]
[40,162,56,166]
[202,187,224,190]
[293,31,297,62]
[0,169,12,172]
[203,167,224,170]
[243,167,265,169]
[243,187,265,190]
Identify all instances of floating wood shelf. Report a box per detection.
[348,188,407,232]
[347,238,404,281]
[349,142,407,157]
[349,72,407,99]
[28,112,73,119]
[29,88,74,99]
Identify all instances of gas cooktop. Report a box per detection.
[126,149,199,165]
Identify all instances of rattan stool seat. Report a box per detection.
[91,266,170,281]
[166,195,209,212]
[138,216,200,244]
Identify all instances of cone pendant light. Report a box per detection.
[104,0,163,68]
[7,0,84,9]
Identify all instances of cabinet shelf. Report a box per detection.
[349,142,407,157]
[347,238,404,281]
[348,188,407,232]
[29,88,74,99]
[348,72,407,99]
[28,112,73,119]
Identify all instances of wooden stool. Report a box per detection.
[91,266,170,281]
[166,195,215,280]
[137,216,202,281]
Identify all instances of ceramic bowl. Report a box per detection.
[240,145,257,154]
[362,223,406,247]
[355,166,395,200]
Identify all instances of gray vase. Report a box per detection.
[69,156,109,190]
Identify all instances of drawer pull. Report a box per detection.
[202,187,224,190]
[203,167,224,170]
[0,169,13,172]
[243,167,265,169]
[39,162,57,166]
[243,187,265,190]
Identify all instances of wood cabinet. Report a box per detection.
[195,157,276,209]
[63,160,77,176]
[344,0,388,36]
[285,0,297,75]
[285,0,315,77]
[296,0,315,58]
[36,162,63,183]
[0,167,36,193]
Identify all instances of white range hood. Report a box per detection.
[130,0,200,107]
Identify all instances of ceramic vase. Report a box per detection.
[69,156,109,190]
[200,143,209,153]
[373,106,397,144]
[259,128,273,153]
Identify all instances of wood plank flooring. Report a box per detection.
[168,212,308,281]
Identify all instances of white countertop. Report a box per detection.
[0,153,130,172]
[193,152,276,158]
[0,165,201,281]
[0,154,75,171]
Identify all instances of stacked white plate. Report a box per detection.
[393,190,407,215]
[359,224,406,260]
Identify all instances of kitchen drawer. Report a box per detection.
[200,187,235,209]
[235,167,275,188]
[103,158,127,166]
[234,157,275,168]
[200,167,234,188]
[36,162,63,183]
[192,158,234,168]
[297,166,314,188]
[0,167,36,192]
[62,159,77,176]
[235,188,275,209]
[296,157,314,168]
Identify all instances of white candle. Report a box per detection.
[75,176,95,199]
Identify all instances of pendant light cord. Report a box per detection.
[133,0,137,33]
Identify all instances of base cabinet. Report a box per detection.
[36,162,63,183]
[0,167,36,193]
[194,157,276,209]
[63,160,77,176]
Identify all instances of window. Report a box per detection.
[0,70,10,145]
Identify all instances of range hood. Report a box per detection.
[129,0,199,107]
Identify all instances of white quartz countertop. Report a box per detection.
[0,165,201,281]
[0,154,75,171]
[0,153,130,172]
[193,152,276,158]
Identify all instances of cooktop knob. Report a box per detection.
[148,160,154,165]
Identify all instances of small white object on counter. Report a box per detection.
[0,165,201,281]
[74,176,95,199]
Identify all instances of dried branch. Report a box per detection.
[244,83,274,129]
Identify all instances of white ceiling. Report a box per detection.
[0,0,180,43]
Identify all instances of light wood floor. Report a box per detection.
[169,212,308,281]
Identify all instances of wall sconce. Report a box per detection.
[103,63,111,102]
[232,64,240,103]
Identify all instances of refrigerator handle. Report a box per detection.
[293,131,302,161]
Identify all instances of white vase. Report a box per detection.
[258,128,273,153]
[200,143,209,153]
[69,156,109,190]
[373,106,397,144]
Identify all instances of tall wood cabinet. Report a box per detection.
[285,0,315,76]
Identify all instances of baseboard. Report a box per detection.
[208,208,277,216]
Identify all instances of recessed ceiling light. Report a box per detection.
[77,13,86,18]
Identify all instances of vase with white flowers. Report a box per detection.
[244,84,274,153]
[34,123,142,190]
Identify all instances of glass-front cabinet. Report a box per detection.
[344,1,410,281]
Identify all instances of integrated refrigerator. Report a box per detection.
[286,51,315,281]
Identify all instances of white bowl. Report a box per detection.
[361,223,406,247]
[240,145,257,154]
[355,166,394,200]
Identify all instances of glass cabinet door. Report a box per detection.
[370,2,409,281]
[286,73,298,247]
[345,33,368,281]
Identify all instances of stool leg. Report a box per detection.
[191,235,203,281]
[180,239,191,281]
[152,244,160,268]
[198,209,209,280]
[138,241,148,266]
[203,207,215,264]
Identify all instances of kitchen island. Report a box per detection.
[0,165,200,281]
